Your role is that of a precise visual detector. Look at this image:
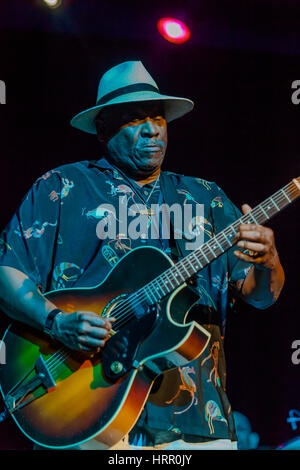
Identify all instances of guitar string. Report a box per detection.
[47,351,69,371]
[43,183,300,372]
[86,189,282,328]
[42,182,299,375]
[44,182,300,365]
[6,348,68,399]
[8,182,299,409]
[102,182,299,324]
[89,182,299,329]
[45,348,66,366]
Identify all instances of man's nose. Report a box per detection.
[140,118,159,137]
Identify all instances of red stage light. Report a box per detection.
[157,18,191,44]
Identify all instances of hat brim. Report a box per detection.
[70,91,194,134]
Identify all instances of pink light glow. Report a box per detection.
[157,18,191,44]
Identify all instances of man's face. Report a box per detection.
[98,101,167,179]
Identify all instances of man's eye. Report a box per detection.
[124,117,141,124]
[122,115,165,126]
[152,116,164,123]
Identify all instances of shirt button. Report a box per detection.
[144,190,149,195]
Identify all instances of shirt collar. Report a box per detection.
[89,157,124,180]
[90,157,115,170]
[90,157,163,187]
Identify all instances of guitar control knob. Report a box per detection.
[110,361,124,374]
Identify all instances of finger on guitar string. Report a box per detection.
[75,311,113,351]
[77,311,115,330]
[237,239,266,253]
[237,224,274,242]
[79,329,129,354]
[78,312,113,338]
[51,310,115,352]
[77,335,107,351]
[234,220,278,268]
[81,324,112,340]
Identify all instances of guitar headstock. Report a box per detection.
[293,177,300,191]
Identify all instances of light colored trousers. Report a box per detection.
[34,436,238,450]
[76,436,238,450]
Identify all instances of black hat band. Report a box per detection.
[97,83,160,105]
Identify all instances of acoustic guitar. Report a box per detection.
[0,177,299,449]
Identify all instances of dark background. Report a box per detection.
[0,0,300,450]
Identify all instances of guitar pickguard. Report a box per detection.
[101,305,159,381]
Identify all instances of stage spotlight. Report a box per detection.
[157,18,191,44]
[42,0,62,8]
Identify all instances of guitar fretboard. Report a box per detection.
[140,177,300,305]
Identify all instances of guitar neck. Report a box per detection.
[141,177,300,304]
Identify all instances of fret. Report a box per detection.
[200,248,209,263]
[221,232,232,246]
[221,230,234,247]
[263,201,276,216]
[180,261,191,277]
[281,189,291,203]
[167,270,179,289]
[137,178,299,311]
[248,211,259,224]
[173,265,185,283]
[144,287,156,304]
[206,243,217,258]
[153,279,166,297]
[153,283,162,301]
[143,288,151,303]
[148,282,157,299]
[227,225,238,237]
[214,237,225,253]
[160,281,168,296]
[186,256,197,273]
[270,196,280,211]
[161,273,175,291]
[191,252,203,270]
[151,285,161,302]
[259,204,269,219]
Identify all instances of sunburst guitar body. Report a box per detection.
[0,246,210,449]
[1,177,299,449]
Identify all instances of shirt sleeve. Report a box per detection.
[0,171,62,291]
[210,184,253,295]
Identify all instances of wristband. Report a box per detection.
[44,308,62,337]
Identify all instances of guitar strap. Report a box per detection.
[159,171,189,260]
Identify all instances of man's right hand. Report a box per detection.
[51,311,115,352]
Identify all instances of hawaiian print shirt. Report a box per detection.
[0,157,252,444]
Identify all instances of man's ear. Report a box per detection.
[95,117,107,144]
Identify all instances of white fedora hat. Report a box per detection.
[70,61,194,135]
